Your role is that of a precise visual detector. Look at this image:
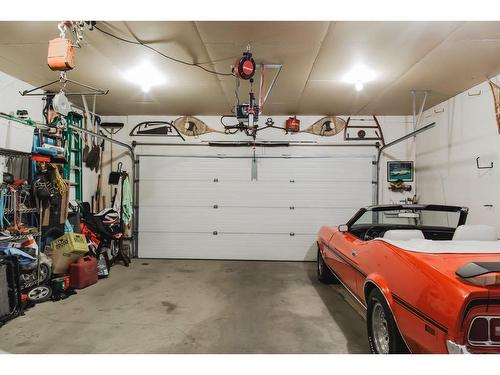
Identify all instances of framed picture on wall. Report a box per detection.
[387,161,414,182]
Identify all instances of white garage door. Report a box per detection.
[138,153,374,260]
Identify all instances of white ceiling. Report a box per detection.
[0,21,499,115]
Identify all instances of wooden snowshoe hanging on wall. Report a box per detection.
[174,116,224,137]
[488,80,500,134]
[302,116,347,136]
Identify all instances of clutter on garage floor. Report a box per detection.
[0,109,133,327]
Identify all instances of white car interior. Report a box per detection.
[382,229,425,240]
[377,225,500,254]
[452,225,497,241]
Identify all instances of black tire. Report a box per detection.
[366,288,408,354]
[317,248,338,284]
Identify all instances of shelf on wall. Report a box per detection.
[0,147,32,159]
[0,232,40,243]
[3,207,38,215]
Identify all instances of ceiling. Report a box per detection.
[0,21,499,116]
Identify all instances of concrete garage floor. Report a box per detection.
[0,260,369,353]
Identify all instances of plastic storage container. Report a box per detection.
[68,256,98,289]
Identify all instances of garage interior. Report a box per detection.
[0,20,499,354]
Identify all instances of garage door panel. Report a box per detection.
[138,232,317,260]
[139,206,358,233]
[139,180,372,207]
[138,155,374,259]
[258,157,373,181]
[139,157,249,180]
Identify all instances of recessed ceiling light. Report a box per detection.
[123,61,166,93]
[342,64,376,91]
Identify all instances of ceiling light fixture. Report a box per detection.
[123,61,166,93]
[343,64,376,91]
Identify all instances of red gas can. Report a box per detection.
[69,256,98,289]
[285,116,300,132]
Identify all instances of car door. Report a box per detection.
[326,231,365,300]
[330,232,366,300]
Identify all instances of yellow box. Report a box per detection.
[50,233,89,254]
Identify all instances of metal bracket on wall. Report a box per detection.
[375,122,436,204]
[476,157,494,169]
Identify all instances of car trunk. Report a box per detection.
[413,252,500,299]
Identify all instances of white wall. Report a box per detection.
[99,114,416,207]
[0,71,43,121]
[416,75,500,235]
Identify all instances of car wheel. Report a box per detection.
[27,285,52,303]
[367,288,408,354]
[317,248,338,284]
[38,263,52,285]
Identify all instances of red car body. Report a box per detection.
[317,205,500,354]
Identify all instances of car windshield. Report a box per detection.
[352,208,462,229]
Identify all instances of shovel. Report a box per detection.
[81,95,90,161]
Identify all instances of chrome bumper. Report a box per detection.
[446,340,471,354]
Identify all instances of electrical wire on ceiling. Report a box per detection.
[94,25,234,77]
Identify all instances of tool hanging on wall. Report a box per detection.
[100,122,124,200]
[129,121,185,140]
[81,96,91,161]
[302,116,347,136]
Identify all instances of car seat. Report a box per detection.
[383,229,425,240]
[452,225,497,241]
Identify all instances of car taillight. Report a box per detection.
[491,318,500,342]
[469,317,489,343]
[468,317,500,346]
[465,273,500,287]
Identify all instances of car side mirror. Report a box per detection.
[338,224,349,233]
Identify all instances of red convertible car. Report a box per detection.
[317,204,500,354]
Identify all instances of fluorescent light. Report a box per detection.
[123,62,166,93]
[342,64,376,91]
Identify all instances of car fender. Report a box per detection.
[363,273,394,308]
[364,273,413,353]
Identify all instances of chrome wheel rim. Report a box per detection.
[372,302,390,354]
[28,286,50,301]
[39,264,49,283]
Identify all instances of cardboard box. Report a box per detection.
[45,247,82,274]
[47,233,89,274]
